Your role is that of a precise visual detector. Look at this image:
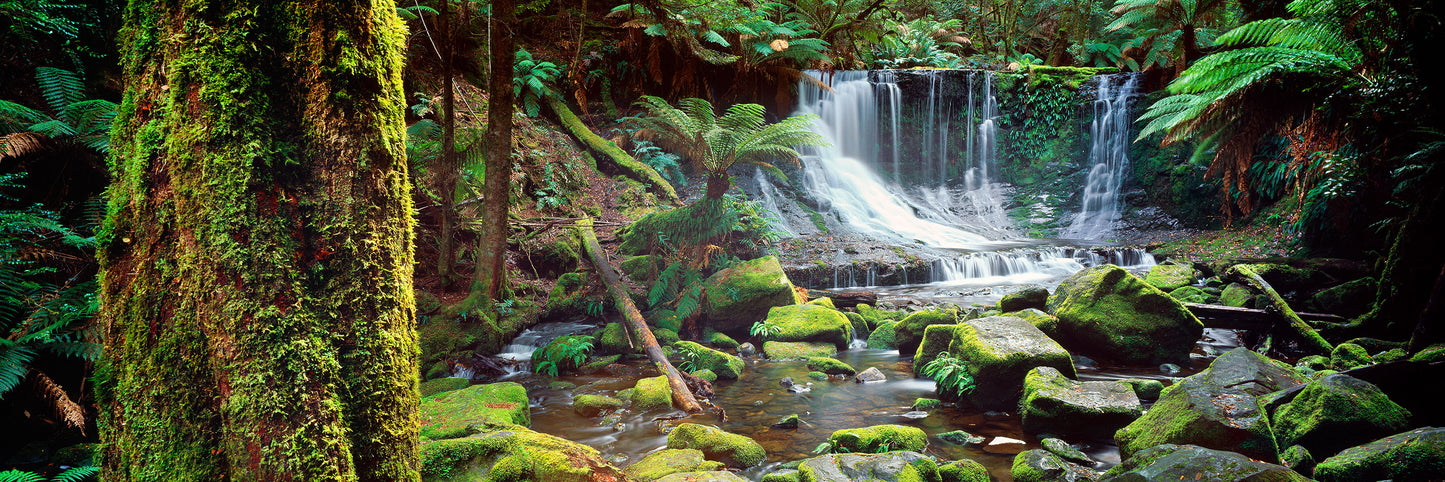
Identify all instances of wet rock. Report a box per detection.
[667,423,767,468]
[762,304,855,350]
[1119,378,1163,401]
[621,254,665,285]
[999,284,1049,312]
[857,303,907,329]
[1042,438,1093,465]
[703,329,740,350]
[1020,367,1142,438]
[1314,427,1445,481]
[1295,355,1329,372]
[1047,265,1204,364]
[1072,355,1098,370]
[760,469,800,482]
[855,367,886,383]
[772,414,801,429]
[1329,342,1372,370]
[1158,363,1181,375]
[1101,444,1308,481]
[1144,263,1195,291]
[629,375,675,411]
[797,451,937,482]
[624,448,725,482]
[1011,449,1100,482]
[937,430,986,445]
[952,316,1075,411]
[419,426,626,481]
[703,256,803,332]
[894,309,959,355]
[1231,262,1331,292]
[789,384,812,393]
[737,342,756,356]
[655,471,748,482]
[691,369,718,382]
[827,424,927,453]
[675,341,745,379]
[982,436,1028,455]
[573,394,626,417]
[1410,343,1445,362]
[845,312,869,339]
[912,323,958,370]
[1272,374,1411,458]
[1167,285,1211,303]
[808,371,828,381]
[912,398,940,411]
[1280,445,1314,475]
[938,458,990,482]
[420,382,530,441]
[596,322,640,355]
[763,341,837,359]
[779,376,794,387]
[806,356,857,375]
[1114,348,1306,462]
[901,411,929,419]
[1219,282,1254,307]
[866,321,899,349]
[1005,308,1060,337]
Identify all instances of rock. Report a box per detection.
[675,341,745,379]
[937,430,986,445]
[1295,355,1329,372]
[596,322,639,355]
[762,304,855,350]
[655,471,749,482]
[667,423,767,468]
[546,271,588,319]
[578,354,621,373]
[1144,263,1195,291]
[773,414,801,429]
[1280,445,1315,475]
[1072,355,1098,370]
[1005,308,1059,338]
[1314,427,1445,481]
[419,377,470,397]
[867,321,898,349]
[1100,444,1309,481]
[951,316,1076,410]
[629,375,674,411]
[625,449,726,482]
[1042,438,1093,465]
[827,424,927,453]
[1000,285,1050,312]
[703,256,803,332]
[857,303,907,328]
[983,436,1028,455]
[763,341,837,359]
[1011,449,1100,482]
[704,329,740,350]
[1410,343,1445,363]
[855,367,886,383]
[1119,378,1164,401]
[806,356,857,375]
[1233,262,1330,292]
[655,328,681,346]
[1114,348,1306,462]
[789,384,812,393]
[1219,282,1254,307]
[1329,342,1372,370]
[912,323,958,371]
[1306,277,1376,317]
[737,342,757,356]
[573,394,626,417]
[420,426,626,481]
[806,297,837,309]
[1167,285,1211,303]
[621,254,665,285]
[1158,363,1182,375]
[691,369,718,382]
[845,312,869,339]
[797,451,939,482]
[648,309,683,333]
[938,458,990,482]
[893,309,958,355]
[1272,374,1411,458]
[420,382,531,441]
[1047,265,1204,364]
[761,470,800,482]
[808,371,828,381]
[912,398,941,411]
[1020,367,1142,438]
[780,376,794,387]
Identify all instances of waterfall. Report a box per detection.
[1062,73,1142,239]
[752,168,799,237]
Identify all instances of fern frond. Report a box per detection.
[51,466,98,482]
[0,100,50,131]
[35,67,85,114]
[33,370,86,433]
[0,469,46,482]
[0,344,37,398]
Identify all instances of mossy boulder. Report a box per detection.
[1019,366,1142,438]
[596,322,640,355]
[1005,308,1059,338]
[676,341,745,379]
[630,375,674,411]
[762,304,855,350]
[1329,342,1372,370]
[827,424,927,453]
[420,382,531,441]
[1306,277,1376,317]
[1010,449,1100,482]
[951,316,1076,410]
[1314,427,1445,481]
[867,321,898,349]
[761,470,800,482]
[1219,282,1254,307]
[667,423,767,467]
[547,271,588,318]
[844,312,869,339]
[893,309,958,355]
[621,254,665,285]
[797,451,941,482]
[764,341,837,359]
[1101,444,1309,481]
[420,425,626,481]
[1046,265,1204,364]
[1114,348,1306,462]
[1272,374,1412,458]
[573,394,626,417]
[1167,285,1211,304]
[1145,263,1195,291]
[419,377,471,397]
[1280,444,1315,474]
[703,256,803,332]
[648,308,683,332]
[806,297,837,309]
[1234,262,1330,292]
[999,285,1050,312]
[624,448,725,481]
[691,369,718,382]
[656,471,749,482]
[524,234,582,279]
[704,329,739,349]
[938,458,990,482]
[912,398,941,410]
[912,323,958,370]
[1120,378,1164,401]
[1411,343,1445,363]
[806,356,857,375]
[857,303,906,328]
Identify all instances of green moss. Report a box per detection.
[760,469,800,482]
[827,425,927,453]
[950,316,1075,410]
[1026,65,1117,88]
[701,255,803,332]
[844,312,869,339]
[1313,427,1445,481]
[621,255,665,285]
[912,398,941,410]
[1330,343,1372,370]
[535,335,599,374]
[1220,282,1254,307]
[807,371,828,380]
[676,341,745,379]
[912,323,958,370]
[419,425,626,481]
[1374,348,1408,363]
[762,341,837,359]
[648,309,683,333]
[761,304,854,349]
[416,289,443,315]
[1046,265,1204,364]
[573,394,625,417]
[548,271,588,318]
[1272,374,1411,457]
[806,297,836,309]
[893,309,958,354]
[578,354,621,372]
[1019,367,1142,438]
[1168,285,1212,303]
[703,329,739,349]
[419,378,471,397]
[544,94,679,204]
[691,369,718,382]
[867,321,898,349]
[806,356,857,375]
[624,448,725,481]
[1409,343,1445,363]
[1145,264,1195,291]
[667,423,767,467]
[938,458,989,482]
[857,304,906,328]
[1120,378,1164,400]
[630,375,674,411]
[596,322,640,355]
[656,328,681,346]
[420,382,530,441]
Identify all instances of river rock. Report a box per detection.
[573,394,626,417]
[763,341,836,359]
[675,341,745,379]
[866,321,898,349]
[894,308,958,355]
[937,430,986,445]
[1047,265,1204,364]
[938,459,990,482]
[1219,282,1254,307]
[1167,285,1211,303]
[857,303,907,328]
[1329,342,1372,370]
[1280,445,1315,474]
[1314,427,1445,481]
[797,451,938,482]
[827,424,927,453]
[1144,263,1194,291]
[855,366,886,383]
[1272,374,1411,458]
[1042,438,1093,465]
[1020,367,1141,438]
[667,423,766,468]
[912,323,958,370]
[624,449,725,482]
[772,414,800,429]
[656,471,749,482]
[703,329,739,350]
[1232,262,1330,292]
[999,284,1050,312]
[703,256,803,332]
[738,342,756,356]
[1118,378,1164,401]
[779,376,794,387]
[1005,308,1059,337]
[762,304,855,350]
[1114,348,1305,462]
[1012,449,1100,482]
[806,356,857,375]
[952,316,1075,410]
[629,375,674,411]
[419,425,626,481]
[596,322,639,355]
[1100,444,1309,481]
[420,382,530,441]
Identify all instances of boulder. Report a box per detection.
[1329,342,1371,370]
[893,309,958,355]
[1219,282,1254,307]
[624,448,725,482]
[1167,286,1210,304]
[1042,438,1093,465]
[1114,348,1305,462]
[999,285,1050,312]
[1047,265,1204,364]
[419,377,470,397]
[667,423,767,468]
[1020,366,1142,438]
[845,312,869,339]
[1305,277,1376,318]
[596,323,639,355]
[763,341,837,360]
[826,424,927,453]
[937,430,986,445]
[912,398,940,411]
[761,470,800,482]
[573,394,626,417]
[547,271,588,318]
[704,330,740,350]
[1100,444,1309,481]
[806,357,857,375]
[656,472,748,482]
[629,375,674,411]
[854,367,887,383]
[420,382,530,441]
[856,304,906,328]
[1144,263,1194,291]
[648,309,683,332]
[937,459,990,482]
[806,297,837,309]
[691,369,718,382]
[772,414,801,429]
[621,254,665,285]
[867,321,898,349]
[419,425,626,481]
[797,451,940,482]
[1314,427,1445,481]
[675,341,745,380]
[1272,374,1411,458]
[1004,308,1059,338]
[1011,449,1100,482]
[1119,378,1164,401]
[703,256,803,332]
[1232,262,1330,292]
[951,316,1076,410]
[1280,445,1315,475]
[912,324,958,370]
[762,304,855,350]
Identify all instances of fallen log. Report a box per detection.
[805,289,877,310]
[1228,264,1335,355]
[1184,302,1350,330]
[545,94,681,204]
[575,217,703,413]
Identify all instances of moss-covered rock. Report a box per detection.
[692,369,718,382]
[1234,262,1330,292]
[951,316,1076,410]
[624,448,725,481]
[912,323,958,370]
[1145,263,1195,291]
[938,430,985,445]
[573,394,626,417]
[761,304,854,350]
[806,356,857,375]
[893,309,958,355]
[676,341,745,379]
[1272,374,1412,458]
[419,377,471,398]
[547,271,588,318]
[1296,354,1330,372]
[420,382,531,441]
[1020,366,1142,438]
[1306,277,1376,317]
[1314,427,1445,481]
[827,424,927,453]
[857,303,906,329]
[578,354,621,373]
[648,308,683,333]
[621,254,665,285]
[1330,342,1372,370]
[1046,265,1204,364]
[1167,285,1212,303]
[1219,282,1254,307]
[938,458,989,482]
[999,285,1050,312]
[1119,378,1164,401]
[420,425,626,481]
[655,471,749,482]
[867,320,898,349]
[912,398,940,411]
[1004,308,1059,338]
[761,469,800,482]
[1410,343,1445,363]
[1280,444,1315,474]
[704,329,739,349]
[844,312,869,339]
[763,341,837,359]
[1101,444,1309,481]
[629,375,675,411]
[1010,449,1100,482]
[703,256,803,332]
[797,451,940,482]
[596,322,640,355]
[806,297,836,309]
[1041,438,1092,465]
[524,234,582,279]
[667,423,767,468]
[655,328,681,346]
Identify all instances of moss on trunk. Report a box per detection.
[96,1,419,479]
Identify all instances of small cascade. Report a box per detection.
[752,168,799,237]
[494,321,596,377]
[930,247,1156,285]
[1063,73,1143,239]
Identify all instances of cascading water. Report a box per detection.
[752,168,800,237]
[1062,73,1142,239]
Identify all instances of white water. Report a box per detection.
[752,168,800,237]
[1062,73,1142,239]
[494,321,596,377]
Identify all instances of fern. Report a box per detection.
[512,49,561,117]
[0,68,115,154]
[919,352,976,399]
[50,466,98,482]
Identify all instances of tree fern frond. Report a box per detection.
[35,67,85,115]
[0,100,50,131]
[51,466,98,482]
[0,469,46,482]
[0,345,37,398]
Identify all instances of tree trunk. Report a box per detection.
[575,218,703,413]
[1229,265,1334,355]
[97,1,418,480]
[475,0,516,300]
[542,93,681,204]
[436,0,460,284]
[704,172,730,199]
[1180,24,1199,72]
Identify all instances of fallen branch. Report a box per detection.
[575,217,703,412]
[1183,302,1349,330]
[545,94,681,204]
[1229,264,1334,355]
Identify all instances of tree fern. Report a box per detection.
[0,68,115,155]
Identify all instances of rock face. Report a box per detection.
[1101,444,1309,481]
[999,285,1050,312]
[763,341,837,359]
[419,426,626,481]
[1019,367,1142,438]
[762,304,855,350]
[420,382,531,441]
[1114,348,1306,462]
[1011,449,1100,482]
[797,451,941,482]
[624,448,725,482]
[827,424,928,453]
[1314,427,1445,481]
[1272,374,1412,458]
[675,341,745,379]
[703,256,803,332]
[912,324,958,370]
[893,309,958,355]
[1047,265,1204,364]
[667,423,767,468]
[951,316,1075,410]
[1144,263,1194,291]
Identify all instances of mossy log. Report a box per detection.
[1183,302,1348,329]
[575,218,701,412]
[1229,265,1335,355]
[545,94,681,204]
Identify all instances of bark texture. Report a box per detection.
[97,1,418,480]
[475,0,515,300]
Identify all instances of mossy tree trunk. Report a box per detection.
[96,1,419,480]
[473,0,514,301]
